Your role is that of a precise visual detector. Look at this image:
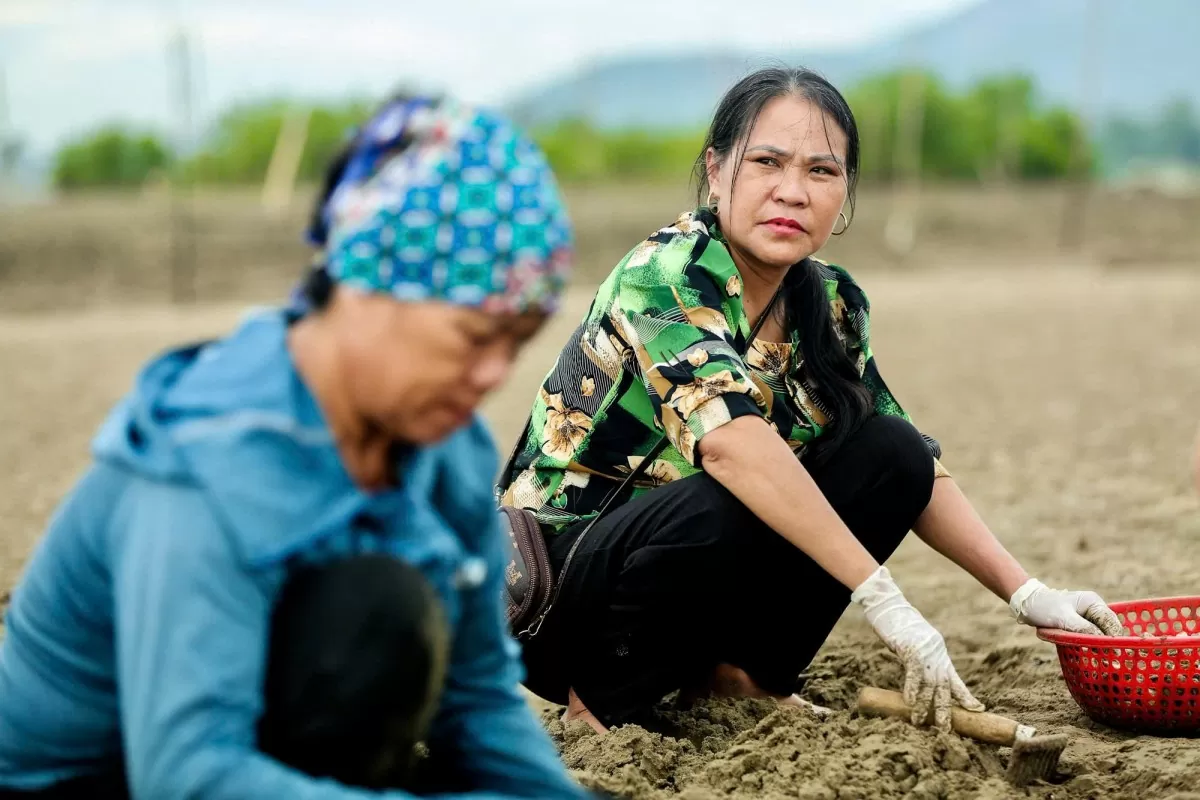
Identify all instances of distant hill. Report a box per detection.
[508,0,1200,130]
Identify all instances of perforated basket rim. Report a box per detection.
[1035,595,1200,647]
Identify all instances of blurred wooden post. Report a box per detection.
[1059,0,1103,251]
[0,58,14,198]
[885,69,927,261]
[262,107,312,215]
[858,97,884,188]
[167,26,197,304]
[0,59,7,161]
[995,89,1022,185]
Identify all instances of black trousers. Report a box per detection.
[4,555,448,799]
[521,414,936,729]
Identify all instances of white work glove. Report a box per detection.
[852,566,985,731]
[1009,578,1125,636]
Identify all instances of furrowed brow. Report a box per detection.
[809,153,846,168]
[745,144,793,159]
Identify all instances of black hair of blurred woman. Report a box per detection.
[297,91,435,314]
[693,66,873,463]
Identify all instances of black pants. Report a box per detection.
[5,555,448,798]
[521,415,936,729]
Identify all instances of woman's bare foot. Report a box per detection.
[562,687,608,735]
[709,663,770,698]
[702,664,833,718]
[776,692,834,719]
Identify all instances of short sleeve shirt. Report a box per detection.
[499,208,944,533]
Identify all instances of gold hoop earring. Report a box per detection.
[832,211,850,236]
[706,191,719,214]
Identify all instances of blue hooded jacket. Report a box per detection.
[0,308,584,799]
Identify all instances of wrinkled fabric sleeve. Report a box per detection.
[111,479,545,800]
[614,239,767,466]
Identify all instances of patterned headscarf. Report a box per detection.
[303,96,573,314]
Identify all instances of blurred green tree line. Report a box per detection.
[51,70,1198,190]
[848,73,1089,181]
[53,127,173,189]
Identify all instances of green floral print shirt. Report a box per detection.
[499,208,948,533]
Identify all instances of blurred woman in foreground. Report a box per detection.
[499,66,1125,735]
[0,96,589,798]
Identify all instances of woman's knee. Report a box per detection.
[605,473,771,610]
[809,415,935,556]
[673,472,776,560]
[854,415,936,504]
[259,555,449,788]
[629,471,763,551]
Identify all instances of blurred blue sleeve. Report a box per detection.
[110,480,543,800]
[424,428,586,799]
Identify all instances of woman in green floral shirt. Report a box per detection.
[500,67,1124,735]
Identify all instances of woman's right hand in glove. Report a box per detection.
[852,566,985,731]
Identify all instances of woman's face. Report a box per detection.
[332,291,545,445]
[707,94,850,272]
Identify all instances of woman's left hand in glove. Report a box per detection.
[1009,578,1125,636]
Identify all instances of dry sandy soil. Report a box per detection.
[3,187,1200,798]
[3,266,1200,799]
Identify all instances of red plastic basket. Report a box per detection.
[1037,596,1200,734]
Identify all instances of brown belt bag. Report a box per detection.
[497,437,666,642]
[496,504,552,634]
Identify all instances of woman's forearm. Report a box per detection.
[913,477,1029,602]
[698,416,879,590]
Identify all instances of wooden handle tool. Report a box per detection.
[856,686,1032,745]
[856,686,1067,787]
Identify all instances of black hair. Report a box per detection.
[297,90,435,313]
[694,66,872,461]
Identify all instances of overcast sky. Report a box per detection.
[1,0,977,152]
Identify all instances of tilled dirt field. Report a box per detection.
[2,265,1200,799]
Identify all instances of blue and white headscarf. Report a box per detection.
[304,96,573,314]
